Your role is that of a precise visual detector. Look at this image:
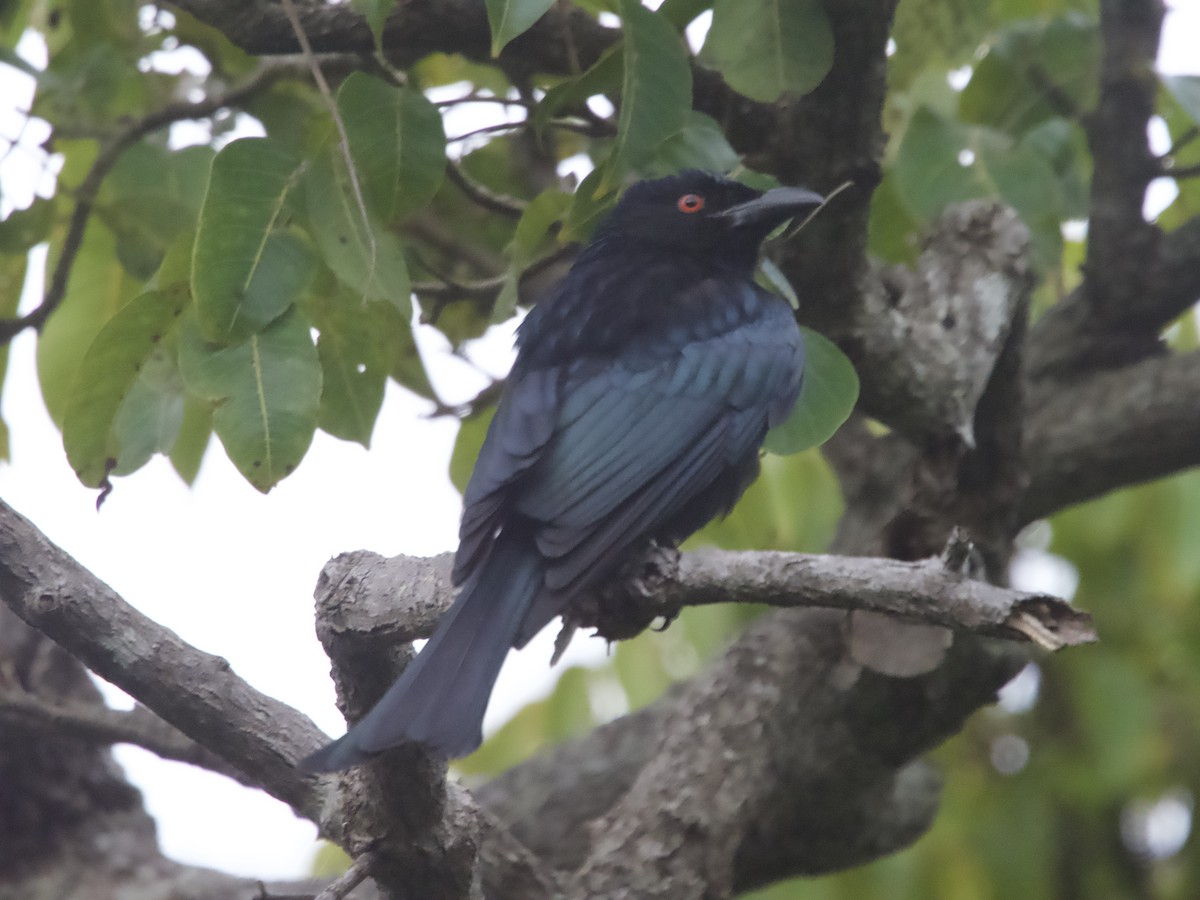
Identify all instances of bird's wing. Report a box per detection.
[454,365,560,584]
[516,293,803,609]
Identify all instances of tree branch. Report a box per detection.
[165,0,618,74]
[1023,349,1200,522]
[0,497,560,898]
[1026,0,1167,378]
[0,498,326,820]
[0,691,259,788]
[312,541,1093,660]
[1080,0,1165,324]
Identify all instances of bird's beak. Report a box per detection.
[718,186,825,230]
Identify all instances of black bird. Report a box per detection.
[300,171,822,771]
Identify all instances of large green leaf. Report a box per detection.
[892,106,988,223]
[601,0,691,190]
[192,137,306,343]
[700,0,834,103]
[178,308,322,492]
[98,143,212,280]
[485,0,556,56]
[63,284,191,487]
[894,106,1066,267]
[169,394,213,485]
[561,165,617,244]
[337,73,446,218]
[764,326,858,456]
[643,111,741,177]
[958,15,1099,136]
[304,146,412,315]
[0,196,57,253]
[534,44,623,132]
[38,220,141,424]
[310,297,411,447]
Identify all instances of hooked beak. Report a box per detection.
[718,186,825,230]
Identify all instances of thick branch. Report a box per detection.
[0,498,558,898]
[1027,0,1167,378]
[1081,0,1164,324]
[166,0,617,74]
[0,498,326,820]
[1023,350,1200,522]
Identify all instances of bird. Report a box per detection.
[299,171,823,771]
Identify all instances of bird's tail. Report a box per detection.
[298,533,542,771]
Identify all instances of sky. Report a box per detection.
[1,1,1199,881]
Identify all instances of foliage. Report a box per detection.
[1,0,1199,896]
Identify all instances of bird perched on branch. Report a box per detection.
[301,171,823,771]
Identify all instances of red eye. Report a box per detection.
[677,193,705,213]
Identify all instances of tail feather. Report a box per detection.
[299,535,542,771]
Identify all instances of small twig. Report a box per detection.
[412,242,576,301]
[445,161,527,217]
[1163,161,1200,180]
[0,65,284,345]
[313,853,376,900]
[433,93,530,109]
[1165,125,1200,158]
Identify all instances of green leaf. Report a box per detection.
[192,137,306,343]
[38,221,141,424]
[304,146,412,315]
[170,395,213,485]
[0,196,57,253]
[1163,75,1200,128]
[99,143,212,280]
[700,0,833,103]
[109,345,187,477]
[757,257,798,309]
[894,106,1067,267]
[658,0,713,29]
[958,15,1099,136]
[494,188,571,322]
[691,448,844,553]
[888,0,990,91]
[351,0,395,49]
[485,0,556,56]
[561,165,618,244]
[867,172,921,265]
[311,299,406,446]
[337,73,446,218]
[178,308,322,492]
[450,406,496,495]
[455,666,595,776]
[63,284,192,487]
[764,326,858,456]
[892,106,988,223]
[643,111,741,177]
[602,0,691,190]
[535,44,623,132]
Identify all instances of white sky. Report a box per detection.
[0,2,1198,881]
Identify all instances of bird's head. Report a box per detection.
[594,170,824,270]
